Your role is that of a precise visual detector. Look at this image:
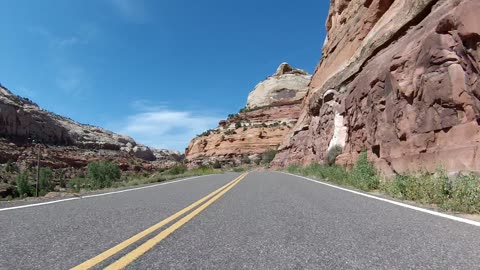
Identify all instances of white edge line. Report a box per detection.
[0,175,212,212]
[279,172,480,227]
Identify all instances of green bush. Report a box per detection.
[67,178,92,193]
[262,149,277,165]
[235,121,242,129]
[166,164,188,175]
[381,170,480,214]
[88,161,121,189]
[16,173,32,197]
[189,165,216,175]
[287,152,480,214]
[232,167,245,173]
[326,145,343,166]
[350,151,379,191]
[287,164,302,174]
[5,160,17,173]
[39,167,54,194]
[448,173,480,213]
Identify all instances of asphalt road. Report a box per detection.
[1,172,479,270]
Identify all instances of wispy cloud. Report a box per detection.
[29,25,97,48]
[28,25,97,97]
[116,102,221,151]
[55,66,90,96]
[109,0,150,23]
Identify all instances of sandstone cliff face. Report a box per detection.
[0,85,181,186]
[186,64,311,167]
[273,0,480,175]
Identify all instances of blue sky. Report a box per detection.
[0,0,329,151]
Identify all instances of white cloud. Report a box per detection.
[109,0,150,23]
[117,104,221,151]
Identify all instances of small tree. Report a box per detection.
[235,121,242,129]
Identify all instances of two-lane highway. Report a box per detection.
[1,172,480,269]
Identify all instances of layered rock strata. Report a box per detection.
[186,63,311,167]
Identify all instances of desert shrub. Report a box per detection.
[224,130,237,135]
[241,156,251,164]
[301,163,349,185]
[67,178,92,192]
[350,151,379,191]
[212,160,222,169]
[189,165,216,175]
[16,173,32,197]
[232,167,245,173]
[448,173,480,213]
[5,160,17,173]
[88,161,121,189]
[198,129,213,137]
[262,149,278,165]
[235,121,242,129]
[381,170,480,214]
[166,164,188,175]
[326,145,343,166]
[287,164,302,174]
[39,167,54,194]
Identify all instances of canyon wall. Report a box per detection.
[273,0,480,175]
[185,63,311,167]
[0,85,181,195]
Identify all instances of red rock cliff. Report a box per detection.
[273,0,480,174]
[185,63,311,167]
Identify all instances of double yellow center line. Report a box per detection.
[72,173,248,270]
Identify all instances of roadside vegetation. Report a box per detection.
[68,163,221,193]
[286,149,480,214]
[1,161,222,200]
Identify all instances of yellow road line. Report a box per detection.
[71,173,247,270]
[104,173,248,270]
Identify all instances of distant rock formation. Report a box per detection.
[273,0,480,175]
[0,85,181,195]
[247,63,310,109]
[185,63,311,167]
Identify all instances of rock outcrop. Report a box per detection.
[273,0,480,175]
[186,63,311,167]
[246,63,310,109]
[0,85,181,194]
